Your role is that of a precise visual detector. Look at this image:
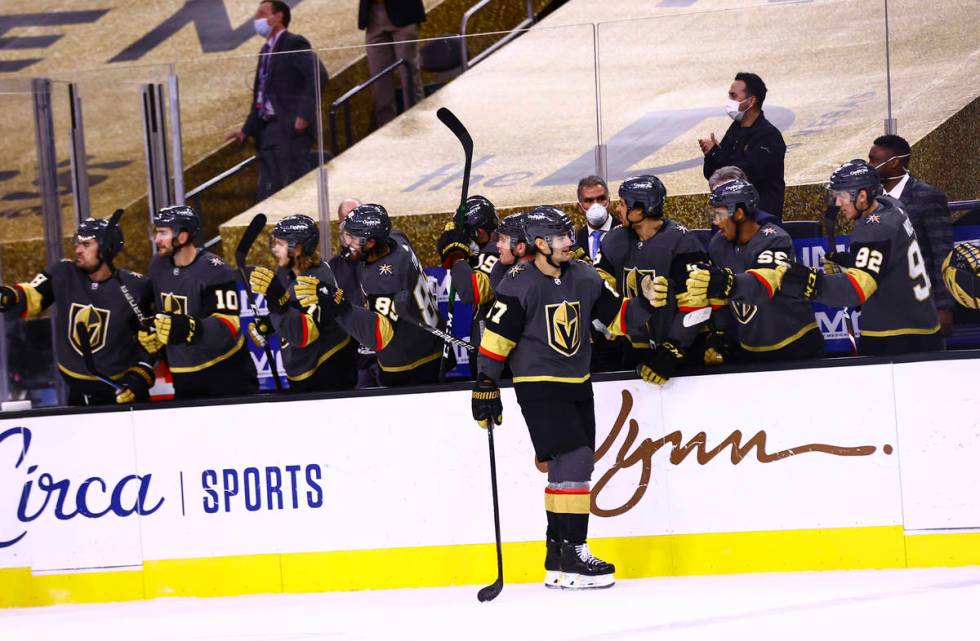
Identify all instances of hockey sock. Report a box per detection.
[545,482,590,545]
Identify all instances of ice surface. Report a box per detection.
[3,567,980,641]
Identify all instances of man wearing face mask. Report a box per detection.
[227,0,328,201]
[700,72,786,220]
[869,134,954,336]
[572,176,622,371]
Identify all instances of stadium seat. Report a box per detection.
[420,34,464,95]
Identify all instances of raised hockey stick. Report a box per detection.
[821,205,859,355]
[477,414,504,603]
[102,208,152,330]
[76,322,122,391]
[236,213,283,392]
[392,294,476,353]
[436,107,474,382]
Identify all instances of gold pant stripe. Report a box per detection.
[544,493,590,515]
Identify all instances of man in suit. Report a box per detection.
[574,175,618,261]
[358,0,426,126]
[227,0,327,201]
[870,134,955,335]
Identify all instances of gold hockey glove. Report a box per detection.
[249,266,290,313]
[640,275,670,308]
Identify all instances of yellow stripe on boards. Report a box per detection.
[5,527,980,607]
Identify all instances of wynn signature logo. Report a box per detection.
[580,390,890,517]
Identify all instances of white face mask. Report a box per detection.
[586,203,609,228]
[254,18,273,38]
[725,98,747,122]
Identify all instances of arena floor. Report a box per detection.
[4,566,979,640]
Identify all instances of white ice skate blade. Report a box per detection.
[544,570,563,589]
[559,572,615,590]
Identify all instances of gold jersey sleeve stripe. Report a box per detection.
[746,268,780,300]
[472,272,494,306]
[860,324,941,338]
[481,329,517,360]
[513,373,591,384]
[845,268,878,303]
[15,283,44,318]
[300,314,320,348]
[375,315,394,350]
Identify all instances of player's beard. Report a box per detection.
[75,255,101,274]
[155,240,174,257]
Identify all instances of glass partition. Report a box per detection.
[597,0,889,218]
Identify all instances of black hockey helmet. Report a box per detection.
[828,159,882,205]
[153,205,201,242]
[943,241,980,310]
[272,214,319,255]
[523,206,572,253]
[462,195,498,240]
[498,211,528,249]
[343,203,391,244]
[74,216,124,264]
[709,178,759,219]
[619,174,667,220]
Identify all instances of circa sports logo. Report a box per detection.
[0,426,163,548]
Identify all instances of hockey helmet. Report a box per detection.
[272,214,319,255]
[523,206,572,253]
[462,195,498,240]
[498,211,528,249]
[828,159,882,205]
[343,203,391,245]
[943,241,980,310]
[74,216,124,264]
[619,175,667,220]
[153,205,201,241]
[709,178,759,220]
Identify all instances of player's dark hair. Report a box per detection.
[577,175,609,203]
[873,134,912,167]
[263,0,291,28]
[734,72,767,108]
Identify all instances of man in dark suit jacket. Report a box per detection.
[358,0,426,126]
[227,0,328,201]
[573,175,619,261]
[870,134,955,335]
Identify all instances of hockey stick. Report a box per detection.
[392,294,476,353]
[102,208,153,330]
[235,213,283,392]
[821,205,859,355]
[477,414,504,603]
[436,107,474,382]
[76,322,122,391]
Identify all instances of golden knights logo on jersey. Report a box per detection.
[730,301,758,325]
[68,303,110,355]
[624,268,656,299]
[545,300,581,357]
[160,292,189,315]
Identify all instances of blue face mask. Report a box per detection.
[254,18,272,38]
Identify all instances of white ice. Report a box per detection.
[3,567,979,641]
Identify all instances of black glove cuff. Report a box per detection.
[652,341,685,378]
[708,268,735,299]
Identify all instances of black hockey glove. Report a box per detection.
[115,364,154,405]
[472,374,503,429]
[778,263,822,300]
[249,266,290,313]
[154,313,201,345]
[0,285,18,312]
[637,341,684,386]
[437,227,471,269]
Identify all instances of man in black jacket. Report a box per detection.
[358,0,426,126]
[870,134,955,335]
[699,72,786,220]
[227,0,328,200]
